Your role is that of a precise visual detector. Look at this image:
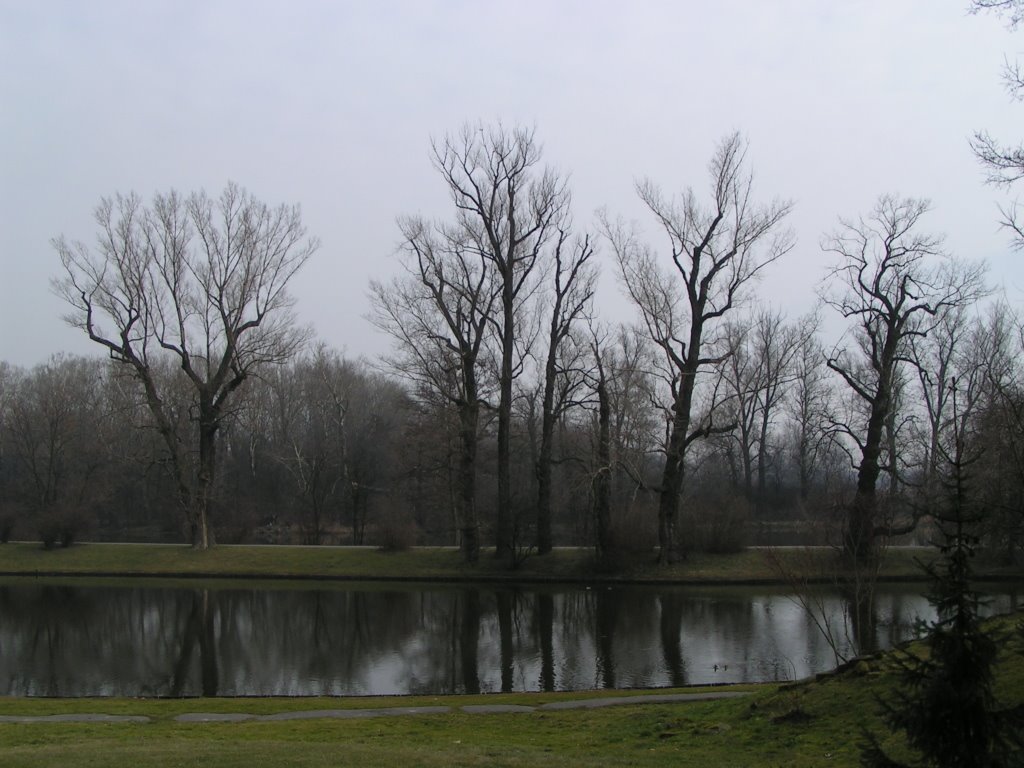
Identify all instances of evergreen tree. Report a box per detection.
[863,395,1022,767]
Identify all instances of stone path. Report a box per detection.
[0,691,749,724]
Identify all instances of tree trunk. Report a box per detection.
[536,394,557,555]
[756,402,772,516]
[739,419,755,501]
[458,398,480,564]
[496,294,515,561]
[658,436,684,565]
[848,378,889,564]
[192,416,218,550]
[657,363,697,564]
[595,372,612,557]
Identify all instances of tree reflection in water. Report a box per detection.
[170,589,217,696]
[459,588,480,695]
[0,580,1016,697]
[535,591,555,691]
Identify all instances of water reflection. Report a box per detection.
[0,579,1016,697]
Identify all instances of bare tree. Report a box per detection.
[433,123,569,561]
[0,363,15,541]
[907,303,978,507]
[785,328,839,505]
[821,195,986,563]
[535,231,596,554]
[53,183,316,549]
[588,326,615,558]
[370,216,498,563]
[971,0,1024,244]
[5,356,111,546]
[605,133,793,563]
[257,348,410,546]
[968,304,1024,556]
[717,309,811,513]
[258,349,345,544]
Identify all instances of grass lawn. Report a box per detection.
[0,613,1021,768]
[2,541,1021,584]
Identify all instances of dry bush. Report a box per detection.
[0,501,22,543]
[375,509,418,552]
[597,506,659,571]
[679,495,751,554]
[38,506,88,549]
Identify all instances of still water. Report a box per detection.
[0,578,1018,697]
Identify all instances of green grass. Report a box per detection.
[1,613,1020,768]
[2,541,1020,584]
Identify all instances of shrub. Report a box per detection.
[606,513,658,554]
[0,516,14,544]
[0,501,25,543]
[39,518,61,550]
[595,507,658,571]
[375,510,417,552]
[37,507,86,549]
[679,496,750,554]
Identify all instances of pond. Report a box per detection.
[0,578,1018,697]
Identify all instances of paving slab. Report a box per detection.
[259,706,452,721]
[0,714,150,723]
[175,713,256,723]
[460,704,536,714]
[538,692,749,710]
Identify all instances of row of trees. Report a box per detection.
[369,126,1016,567]
[1,126,1021,566]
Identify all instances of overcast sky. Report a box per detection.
[2,1,1022,368]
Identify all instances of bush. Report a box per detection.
[678,495,750,554]
[37,507,86,549]
[605,511,658,555]
[595,507,659,571]
[0,516,14,544]
[375,510,417,552]
[39,518,61,550]
[0,501,25,543]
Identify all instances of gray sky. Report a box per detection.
[2,0,1022,368]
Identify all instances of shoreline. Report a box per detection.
[3,568,1021,586]
[1,541,1022,587]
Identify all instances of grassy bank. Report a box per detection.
[1,613,1020,768]
[0,541,1022,584]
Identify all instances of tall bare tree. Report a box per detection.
[606,133,793,563]
[821,195,985,563]
[971,1,1024,245]
[535,230,596,554]
[53,183,316,549]
[433,123,569,561]
[370,216,498,563]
